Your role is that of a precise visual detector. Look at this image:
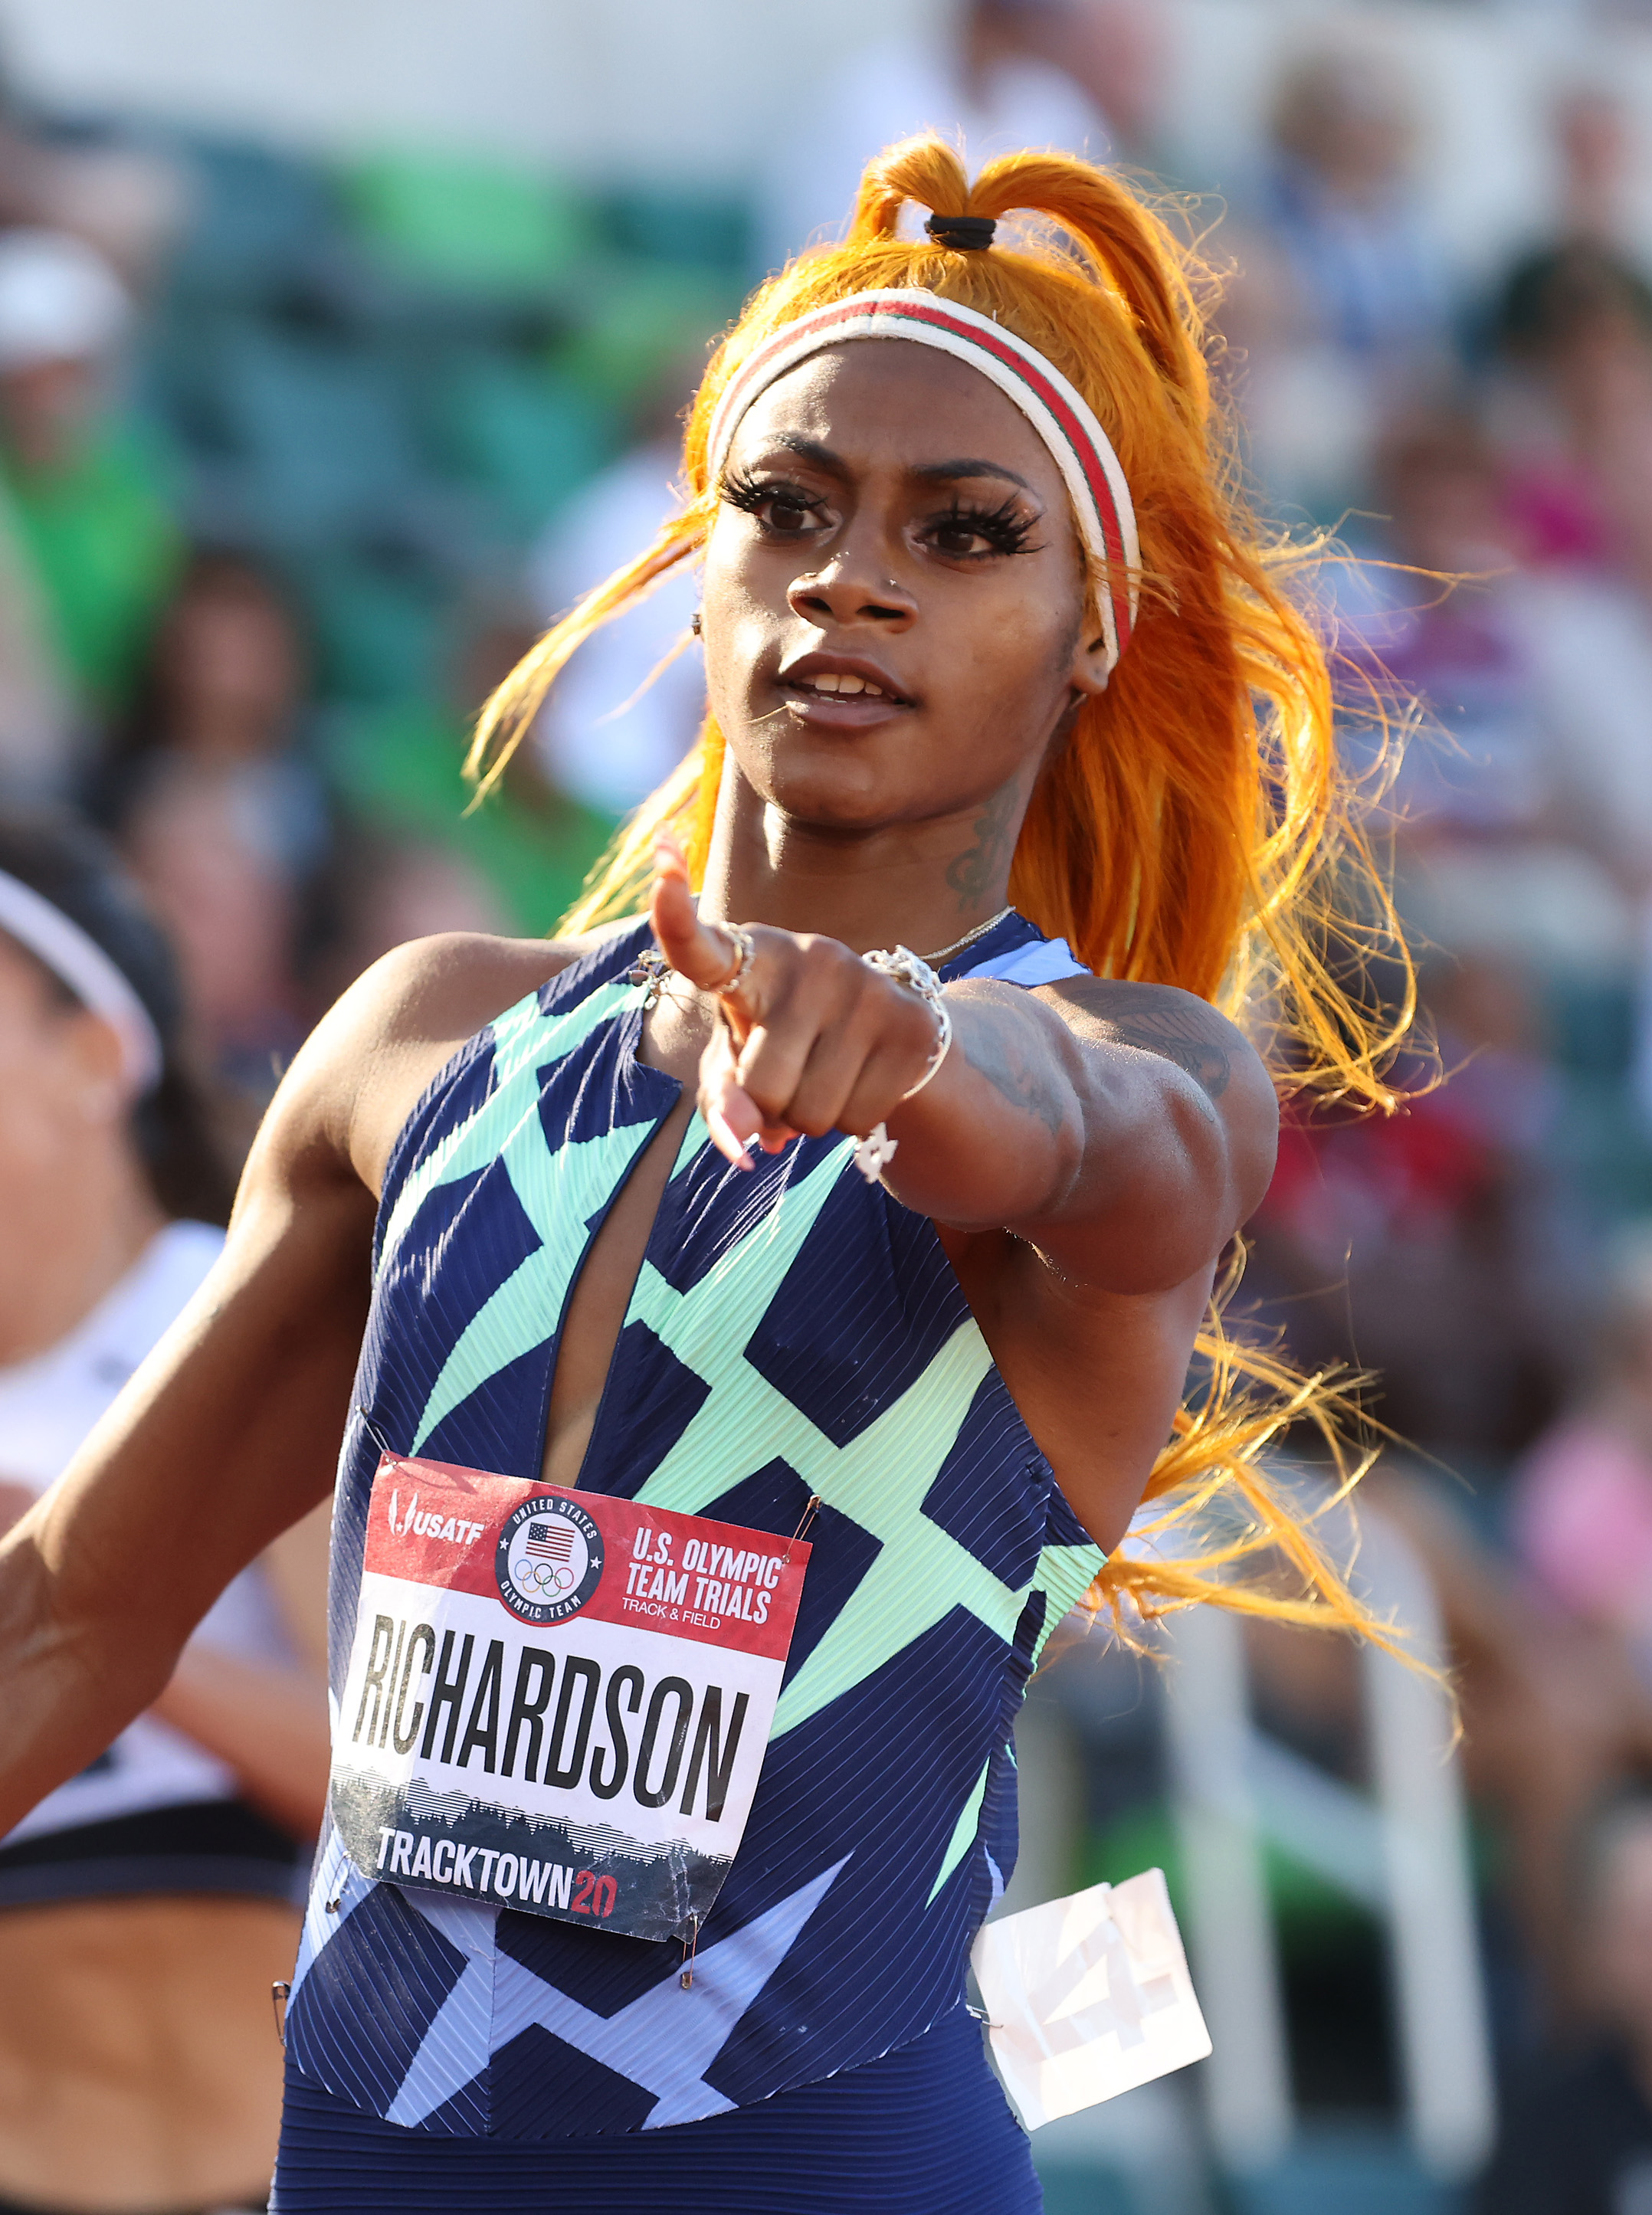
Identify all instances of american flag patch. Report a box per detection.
[524,1521,574,1562]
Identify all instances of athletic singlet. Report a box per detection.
[0,1221,303,1909]
[283,912,1103,2155]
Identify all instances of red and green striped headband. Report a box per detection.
[706,287,1141,670]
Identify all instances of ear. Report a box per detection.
[61,1008,131,1128]
[1066,627,1113,702]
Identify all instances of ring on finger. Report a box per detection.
[710,921,756,998]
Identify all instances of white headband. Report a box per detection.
[0,869,163,1095]
[706,287,1141,669]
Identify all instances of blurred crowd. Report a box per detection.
[0,57,748,1129]
[12,0,1652,2207]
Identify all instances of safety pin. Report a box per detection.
[679,1914,700,1991]
[627,949,670,1010]
[782,1495,821,1564]
[356,1407,398,1461]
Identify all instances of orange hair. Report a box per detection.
[470,138,1414,1654]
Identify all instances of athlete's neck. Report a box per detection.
[697,760,1030,961]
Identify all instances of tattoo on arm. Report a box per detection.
[1080,983,1234,1102]
[945,778,1019,909]
[961,1020,1067,1139]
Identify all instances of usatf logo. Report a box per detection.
[495,1497,604,1625]
[385,1488,485,1545]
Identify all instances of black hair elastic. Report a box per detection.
[924,213,997,252]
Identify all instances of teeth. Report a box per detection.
[801,673,886,697]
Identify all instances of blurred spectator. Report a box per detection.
[305,830,508,1016]
[1222,44,1453,519]
[1265,48,1450,367]
[1473,1798,1652,2213]
[0,468,70,796]
[0,44,189,290]
[1347,408,1548,841]
[1483,236,1652,1128]
[526,366,704,818]
[1250,952,1583,1469]
[1364,1466,1652,2032]
[0,809,327,2215]
[97,551,329,1102]
[1515,1226,1652,1684]
[1552,86,1639,251]
[326,609,612,938]
[753,0,1154,276]
[0,231,181,731]
[1492,244,1652,627]
[1340,406,1642,962]
[1332,398,1652,1221]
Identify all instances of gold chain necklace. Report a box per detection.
[920,906,1014,968]
[630,903,1016,1008]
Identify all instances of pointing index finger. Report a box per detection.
[648,837,748,995]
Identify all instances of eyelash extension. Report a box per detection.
[720,468,1038,557]
[719,466,819,522]
[928,494,1040,556]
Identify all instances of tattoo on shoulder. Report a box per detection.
[1079,982,1234,1102]
[962,1021,1067,1139]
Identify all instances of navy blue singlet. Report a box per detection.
[272,913,1103,2213]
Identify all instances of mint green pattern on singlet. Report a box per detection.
[377,980,647,1452]
[926,1535,1102,1904]
[377,974,1103,1799]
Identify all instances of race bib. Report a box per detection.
[329,1453,811,1942]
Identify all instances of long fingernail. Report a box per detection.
[706,1106,754,1171]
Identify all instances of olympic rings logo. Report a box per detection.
[513,1558,575,1597]
[494,1497,604,1624]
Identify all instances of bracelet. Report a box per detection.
[860,945,953,1097]
[853,946,953,1185]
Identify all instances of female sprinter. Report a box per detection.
[0,813,329,2215]
[0,139,1401,2212]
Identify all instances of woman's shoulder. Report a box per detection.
[352,920,634,1048]
[290,921,644,1203]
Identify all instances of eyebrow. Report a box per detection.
[911,457,1032,491]
[756,434,1033,494]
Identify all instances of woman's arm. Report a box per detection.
[654,865,1278,1293]
[0,1482,334,1837]
[259,1496,333,1676]
[149,1647,330,1838]
[892,972,1277,1290]
[147,1498,338,1838]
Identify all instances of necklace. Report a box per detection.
[920,905,1014,968]
[628,903,1015,1010]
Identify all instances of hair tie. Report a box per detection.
[925,214,996,253]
